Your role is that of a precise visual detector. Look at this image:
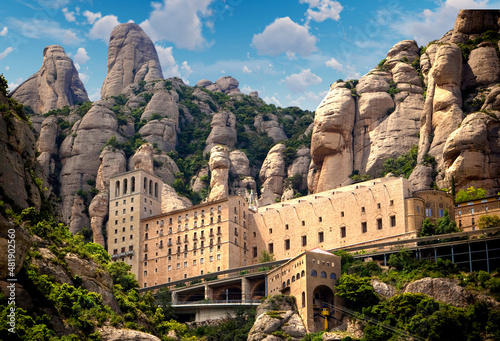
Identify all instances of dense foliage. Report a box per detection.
[455,186,487,203]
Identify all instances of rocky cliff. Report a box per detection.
[309,9,500,196]
[11,45,88,115]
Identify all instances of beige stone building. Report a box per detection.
[455,195,500,230]
[108,169,162,276]
[138,196,251,287]
[267,249,341,332]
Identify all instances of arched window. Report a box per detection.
[292,276,295,282]
[131,177,135,192]
[144,178,148,192]
[155,182,158,198]
[123,178,128,194]
[301,270,305,277]
[115,180,120,197]
[311,270,317,277]
[149,180,153,195]
[287,279,290,286]
[320,271,327,278]
[282,282,286,288]
[330,273,337,280]
[301,292,305,308]
[296,272,300,279]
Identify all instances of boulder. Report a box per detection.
[129,143,155,174]
[453,9,500,34]
[161,184,192,213]
[208,145,230,201]
[36,116,60,177]
[404,277,474,308]
[259,144,287,197]
[0,216,31,279]
[101,23,163,98]
[11,45,88,114]
[215,76,239,93]
[254,113,288,143]
[204,110,237,153]
[98,326,161,341]
[96,147,127,191]
[196,79,213,87]
[466,45,500,87]
[89,192,109,246]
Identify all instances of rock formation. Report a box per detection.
[101,23,163,98]
[204,76,241,94]
[129,143,155,174]
[36,116,60,180]
[229,149,256,195]
[259,144,287,201]
[11,45,88,114]
[204,110,237,153]
[161,183,192,213]
[310,83,355,193]
[254,112,288,143]
[208,145,230,201]
[247,295,306,341]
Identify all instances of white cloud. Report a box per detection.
[88,89,101,101]
[74,62,80,71]
[181,61,193,83]
[7,77,23,91]
[300,0,343,24]
[325,57,343,71]
[140,0,214,50]
[5,66,9,71]
[36,0,69,9]
[264,96,282,107]
[62,8,76,23]
[241,84,255,93]
[83,10,102,25]
[155,45,180,78]
[252,17,317,57]
[7,18,81,45]
[0,27,7,36]
[242,65,251,74]
[0,47,14,60]
[392,0,496,46]
[79,72,89,83]
[88,15,120,43]
[74,47,90,64]
[284,69,322,93]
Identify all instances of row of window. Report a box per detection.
[112,245,133,254]
[114,215,134,225]
[114,177,160,199]
[114,226,133,234]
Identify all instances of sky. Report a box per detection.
[1,0,499,111]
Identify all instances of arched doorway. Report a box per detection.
[312,285,335,331]
[251,280,266,301]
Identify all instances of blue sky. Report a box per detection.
[1,0,499,111]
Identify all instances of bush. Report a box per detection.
[335,274,379,309]
[381,145,418,178]
[455,186,486,203]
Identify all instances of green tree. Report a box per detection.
[258,250,275,263]
[455,186,487,203]
[107,262,138,292]
[388,248,415,271]
[478,214,500,229]
[335,274,379,309]
[435,210,459,234]
[419,218,435,237]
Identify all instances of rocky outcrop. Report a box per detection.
[247,295,306,341]
[371,279,396,298]
[89,193,108,246]
[129,143,155,174]
[309,83,355,193]
[139,89,179,152]
[11,45,88,114]
[204,110,237,153]
[404,277,474,308]
[98,326,161,341]
[204,76,241,94]
[96,147,127,191]
[36,116,60,178]
[59,99,119,233]
[208,145,230,201]
[0,215,31,279]
[322,317,365,341]
[259,144,287,199]
[229,150,256,196]
[101,23,163,98]
[161,183,192,213]
[283,146,310,197]
[153,153,180,186]
[254,113,287,143]
[442,112,500,195]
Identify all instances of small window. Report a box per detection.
[361,207,365,213]
[377,218,383,230]
[319,216,322,222]
[390,200,394,206]
[390,216,396,227]
[472,217,475,225]
[284,239,290,250]
[311,270,317,277]
[302,220,305,226]
[340,227,346,238]
[269,228,272,234]
[330,273,337,279]
[439,209,444,217]
[377,203,381,209]
[285,224,289,230]
[268,243,274,254]
[341,211,344,217]
[318,231,324,243]
[320,271,327,278]
[253,247,257,258]
[302,292,306,307]
[302,235,307,247]
[362,222,367,233]
[426,208,432,217]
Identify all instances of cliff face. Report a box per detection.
[310,9,500,195]
[11,45,88,115]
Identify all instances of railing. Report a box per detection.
[111,250,134,259]
[173,299,261,306]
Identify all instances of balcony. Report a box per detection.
[168,241,173,247]
[111,250,135,260]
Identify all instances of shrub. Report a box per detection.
[455,186,486,203]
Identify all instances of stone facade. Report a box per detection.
[267,249,341,333]
[138,196,251,287]
[108,169,162,276]
[455,195,500,231]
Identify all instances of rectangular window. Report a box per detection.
[253,247,257,258]
[471,208,475,214]
[200,258,204,264]
[377,203,381,209]
[318,232,324,243]
[472,217,475,225]
[269,228,272,234]
[426,208,432,217]
[340,227,346,238]
[390,216,396,227]
[210,256,213,262]
[361,207,365,213]
[341,211,344,217]
[361,222,367,233]
[268,243,274,254]
[390,200,394,206]
[217,254,221,260]
[193,260,196,266]
[168,265,171,271]
[302,235,307,247]
[439,209,444,217]
[184,262,187,268]
[319,216,322,222]
[284,239,290,250]
[285,224,289,230]
[302,220,305,226]
[377,218,383,230]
